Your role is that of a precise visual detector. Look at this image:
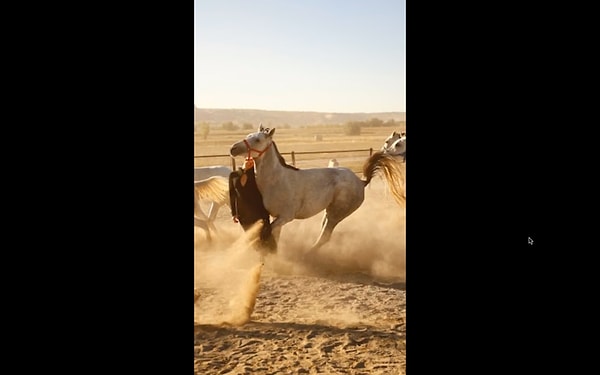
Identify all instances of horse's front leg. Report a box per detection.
[269,215,294,244]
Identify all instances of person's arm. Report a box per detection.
[228,171,239,222]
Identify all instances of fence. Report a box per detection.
[194,148,374,174]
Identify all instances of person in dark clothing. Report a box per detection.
[229,163,277,253]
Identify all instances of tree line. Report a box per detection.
[194,118,404,139]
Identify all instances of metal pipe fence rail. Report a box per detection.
[194,148,374,174]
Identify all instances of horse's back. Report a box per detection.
[278,167,364,219]
[290,167,360,191]
[194,166,231,181]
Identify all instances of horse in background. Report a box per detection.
[373,130,406,205]
[194,166,231,232]
[381,131,405,150]
[381,131,406,162]
[229,125,404,251]
[194,176,229,241]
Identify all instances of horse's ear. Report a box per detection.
[258,123,264,132]
[267,128,276,137]
[392,131,398,137]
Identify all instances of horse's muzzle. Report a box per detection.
[230,143,245,157]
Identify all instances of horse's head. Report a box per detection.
[386,137,406,156]
[381,131,402,151]
[230,124,276,159]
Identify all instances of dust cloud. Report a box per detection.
[194,177,405,325]
[225,262,263,326]
[194,223,267,325]
[267,179,405,284]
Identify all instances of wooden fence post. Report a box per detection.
[231,157,236,171]
[291,151,296,166]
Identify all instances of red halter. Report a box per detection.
[243,138,272,168]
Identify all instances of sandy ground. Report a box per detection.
[194,177,405,374]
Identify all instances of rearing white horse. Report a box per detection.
[230,125,403,251]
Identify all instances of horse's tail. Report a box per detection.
[362,151,406,206]
[194,176,230,207]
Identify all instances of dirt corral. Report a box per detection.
[194,176,405,374]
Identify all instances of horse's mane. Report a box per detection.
[271,141,299,171]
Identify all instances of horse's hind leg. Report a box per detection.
[311,192,364,251]
[310,214,341,251]
[320,211,327,229]
[194,216,211,242]
[206,202,220,233]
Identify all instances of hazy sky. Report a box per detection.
[195,0,405,113]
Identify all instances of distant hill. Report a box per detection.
[194,107,405,127]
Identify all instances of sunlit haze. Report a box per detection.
[195,0,405,113]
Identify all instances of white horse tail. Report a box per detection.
[362,151,406,206]
[194,176,229,207]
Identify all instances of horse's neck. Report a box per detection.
[254,144,287,187]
